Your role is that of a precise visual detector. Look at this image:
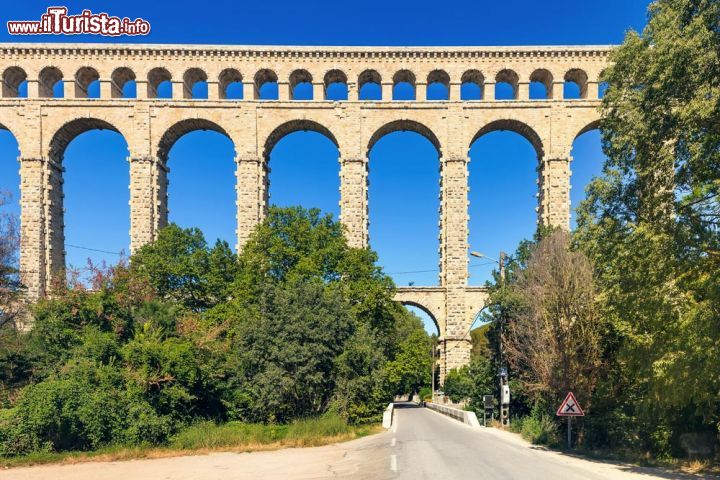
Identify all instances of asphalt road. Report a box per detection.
[4,403,707,480]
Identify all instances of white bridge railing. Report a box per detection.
[425,402,480,427]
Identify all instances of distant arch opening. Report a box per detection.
[468,120,543,285]
[402,303,440,336]
[160,119,236,247]
[289,69,313,100]
[0,125,21,248]
[570,121,605,227]
[324,69,348,101]
[219,68,243,99]
[426,70,450,101]
[184,68,208,99]
[111,67,136,98]
[49,118,129,282]
[564,69,588,99]
[359,70,381,100]
[599,81,609,99]
[393,70,416,101]
[264,120,340,217]
[530,69,553,100]
[255,69,278,100]
[461,70,483,100]
[39,66,63,98]
[148,67,172,99]
[2,67,27,98]
[75,67,100,99]
[495,69,518,100]
[368,121,441,286]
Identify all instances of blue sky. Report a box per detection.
[0,1,650,332]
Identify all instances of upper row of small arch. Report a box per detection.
[0,65,608,101]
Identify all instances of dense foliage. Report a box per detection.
[0,207,430,456]
[446,0,720,459]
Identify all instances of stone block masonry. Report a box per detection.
[0,42,609,382]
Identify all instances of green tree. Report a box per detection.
[130,224,239,312]
[231,279,354,423]
[504,231,603,411]
[384,328,431,397]
[443,357,495,410]
[575,0,720,454]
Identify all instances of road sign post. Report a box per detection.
[556,392,584,449]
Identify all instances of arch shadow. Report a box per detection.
[399,300,441,335]
[263,119,339,159]
[49,118,125,161]
[470,119,544,158]
[367,120,442,156]
[576,119,601,140]
[157,119,233,162]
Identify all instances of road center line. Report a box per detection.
[391,437,396,447]
[390,454,397,472]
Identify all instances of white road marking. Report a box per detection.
[390,454,397,472]
[391,437,396,447]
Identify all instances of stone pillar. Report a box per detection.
[586,81,600,100]
[417,82,427,101]
[236,156,267,250]
[484,82,496,101]
[45,157,65,289]
[440,156,471,383]
[135,80,148,99]
[129,156,168,252]
[449,82,461,101]
[171,80,183,99]
[19,158,46,299]
[244,81,257,100]
[99,80,112,99]
[538,156,571,229]
[553,81,565,100]
[25,80,39,98]
[518,82,530,100]
[278,82,291,101]
[312,82,324,101]
[207,81,220,100]
[339,157,368,249]
[18,156,65,300]
[381,82,393,101]
[347,82,358,101]
[63,80,74,99]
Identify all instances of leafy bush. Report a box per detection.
[0,208,432,457]
[519,415,560,447]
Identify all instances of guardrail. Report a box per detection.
[425,402,480,428]
[382,403,394,429]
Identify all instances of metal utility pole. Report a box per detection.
[498,251,510,427]
[431,338,436,402]
[470,250,510,426]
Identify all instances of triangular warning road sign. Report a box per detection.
[556,392,584,417]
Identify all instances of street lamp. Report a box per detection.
[470,251,506,284]
[470,249,510,426]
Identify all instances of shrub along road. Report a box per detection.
[3,403,707,480]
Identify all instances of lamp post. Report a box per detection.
[470,250,510,426]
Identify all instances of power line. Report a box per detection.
[66,244,124,256]
[387,261,496,276]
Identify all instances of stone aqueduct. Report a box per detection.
[0,43,609,379]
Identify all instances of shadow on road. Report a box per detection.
[537,448,719,479]
[392,401,420,409]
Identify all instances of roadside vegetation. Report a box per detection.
[0,413,380,468]
[443,0,720,470]
[0,206,430,462]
